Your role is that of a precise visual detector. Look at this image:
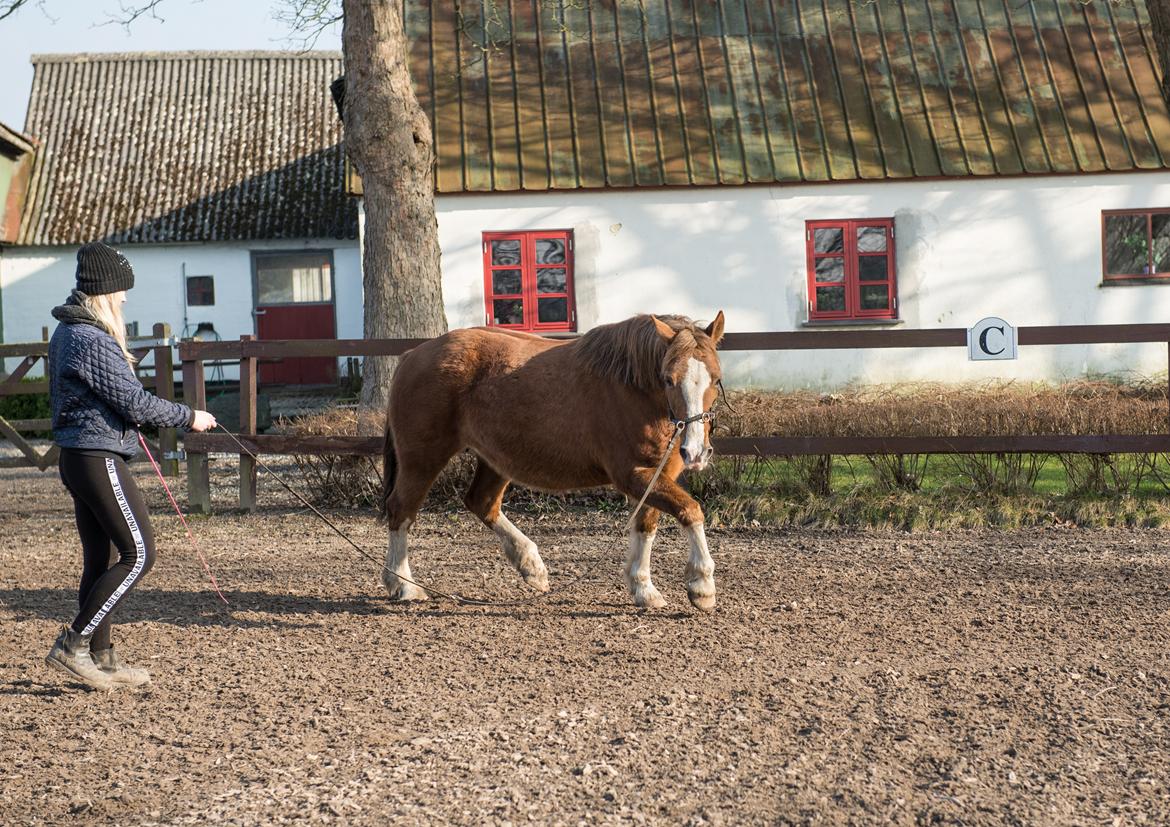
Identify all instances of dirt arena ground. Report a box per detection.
[3,459,1170,825]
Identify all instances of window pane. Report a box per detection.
[815,257,845,282]
[492,269,522,295]
[538,297,568,323]
[857,226,887,252]
[813,228,843,254]
[815,286,845,312]
[1154,215,1170,274]
[536,267,566,293]
[186,275,215,306]
[860,285,889,310]
[535,238,566,264]
[491,239,522,266]
[256,254,332,304]
[493,299,524,325]
[858,256,888,281]
[1104,214,1149,276]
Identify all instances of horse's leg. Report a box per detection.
[464,458,549,592]
[625,504,666,609]
[617,470,716,613]
[383,444,459,602]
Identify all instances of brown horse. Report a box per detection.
[382,311,725,611]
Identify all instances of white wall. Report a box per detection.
[6,172,1170,391]
[1,239,360,379]
[434,173,1170,389]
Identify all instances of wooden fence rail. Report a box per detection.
[178,323,1170,513]
[0,322,180,474]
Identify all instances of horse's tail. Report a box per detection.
[380,428,397,521]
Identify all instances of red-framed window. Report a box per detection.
[806,219,897,321]
[483,230,576,332]
[1102,209,1170,281]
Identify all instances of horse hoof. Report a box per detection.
[688,591,716,613]
[634,588,667,609]
[385,581,429,602]
[523,571,550,593]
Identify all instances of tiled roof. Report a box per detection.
[18,51,356,245]
[406,0,1170,191]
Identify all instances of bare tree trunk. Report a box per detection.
[342,0,447,418]
[1149,0,1170,107]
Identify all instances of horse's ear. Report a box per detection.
[704,310,725,345]
[651,315,676,340]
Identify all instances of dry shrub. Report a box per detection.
[687,455,771,502]
[1138,453,1170,491]
[714,379,1169,497]
[282,377,1169,510]
[278,408,384,508]
[864,453,930,492]
[947,453,1050,495]
[716,379,1167,438]
[791,454,832,496]
[1058,453,1153,497]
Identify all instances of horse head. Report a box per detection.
[652,311,725,471]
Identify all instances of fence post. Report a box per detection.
[239,334,258,511]
[182,355,212,514]
[153,323,179,477]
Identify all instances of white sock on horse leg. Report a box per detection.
[625,528,666,609]
[491,514,549,591]
[684,522,716,612]
[383,521,427,601]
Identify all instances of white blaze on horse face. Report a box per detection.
[681,357,712,469]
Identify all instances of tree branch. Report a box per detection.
[0,0,57,25]
[0,0,30,22]
[95,0,168,31]
[275,0,342,51]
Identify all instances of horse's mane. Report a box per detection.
[575,314,703,392]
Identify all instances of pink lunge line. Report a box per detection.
[138,433,229,605]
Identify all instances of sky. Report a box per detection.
[0,0,342,129]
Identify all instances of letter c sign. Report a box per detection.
[968,317,1017,361]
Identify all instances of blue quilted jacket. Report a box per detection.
[50,291,193,458]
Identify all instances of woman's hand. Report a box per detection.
[190,410,218,432]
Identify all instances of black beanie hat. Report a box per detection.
[76,242,135,295]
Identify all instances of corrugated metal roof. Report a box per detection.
[407,0,1170,192]
[18,51,356,245]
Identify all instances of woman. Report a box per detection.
[45,241,217,690]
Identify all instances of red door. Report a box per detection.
[254,252,338,385]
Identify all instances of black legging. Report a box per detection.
[58,449,157,652]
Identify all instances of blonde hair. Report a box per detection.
[82,292,137,368]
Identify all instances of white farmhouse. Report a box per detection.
[0,51,359,385]
[392,0,1170,388]
[3,0,1170,391]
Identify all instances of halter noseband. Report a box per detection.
[666,394,717,432]
[670,409,716,430]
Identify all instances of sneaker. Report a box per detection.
[45,625,115,691]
